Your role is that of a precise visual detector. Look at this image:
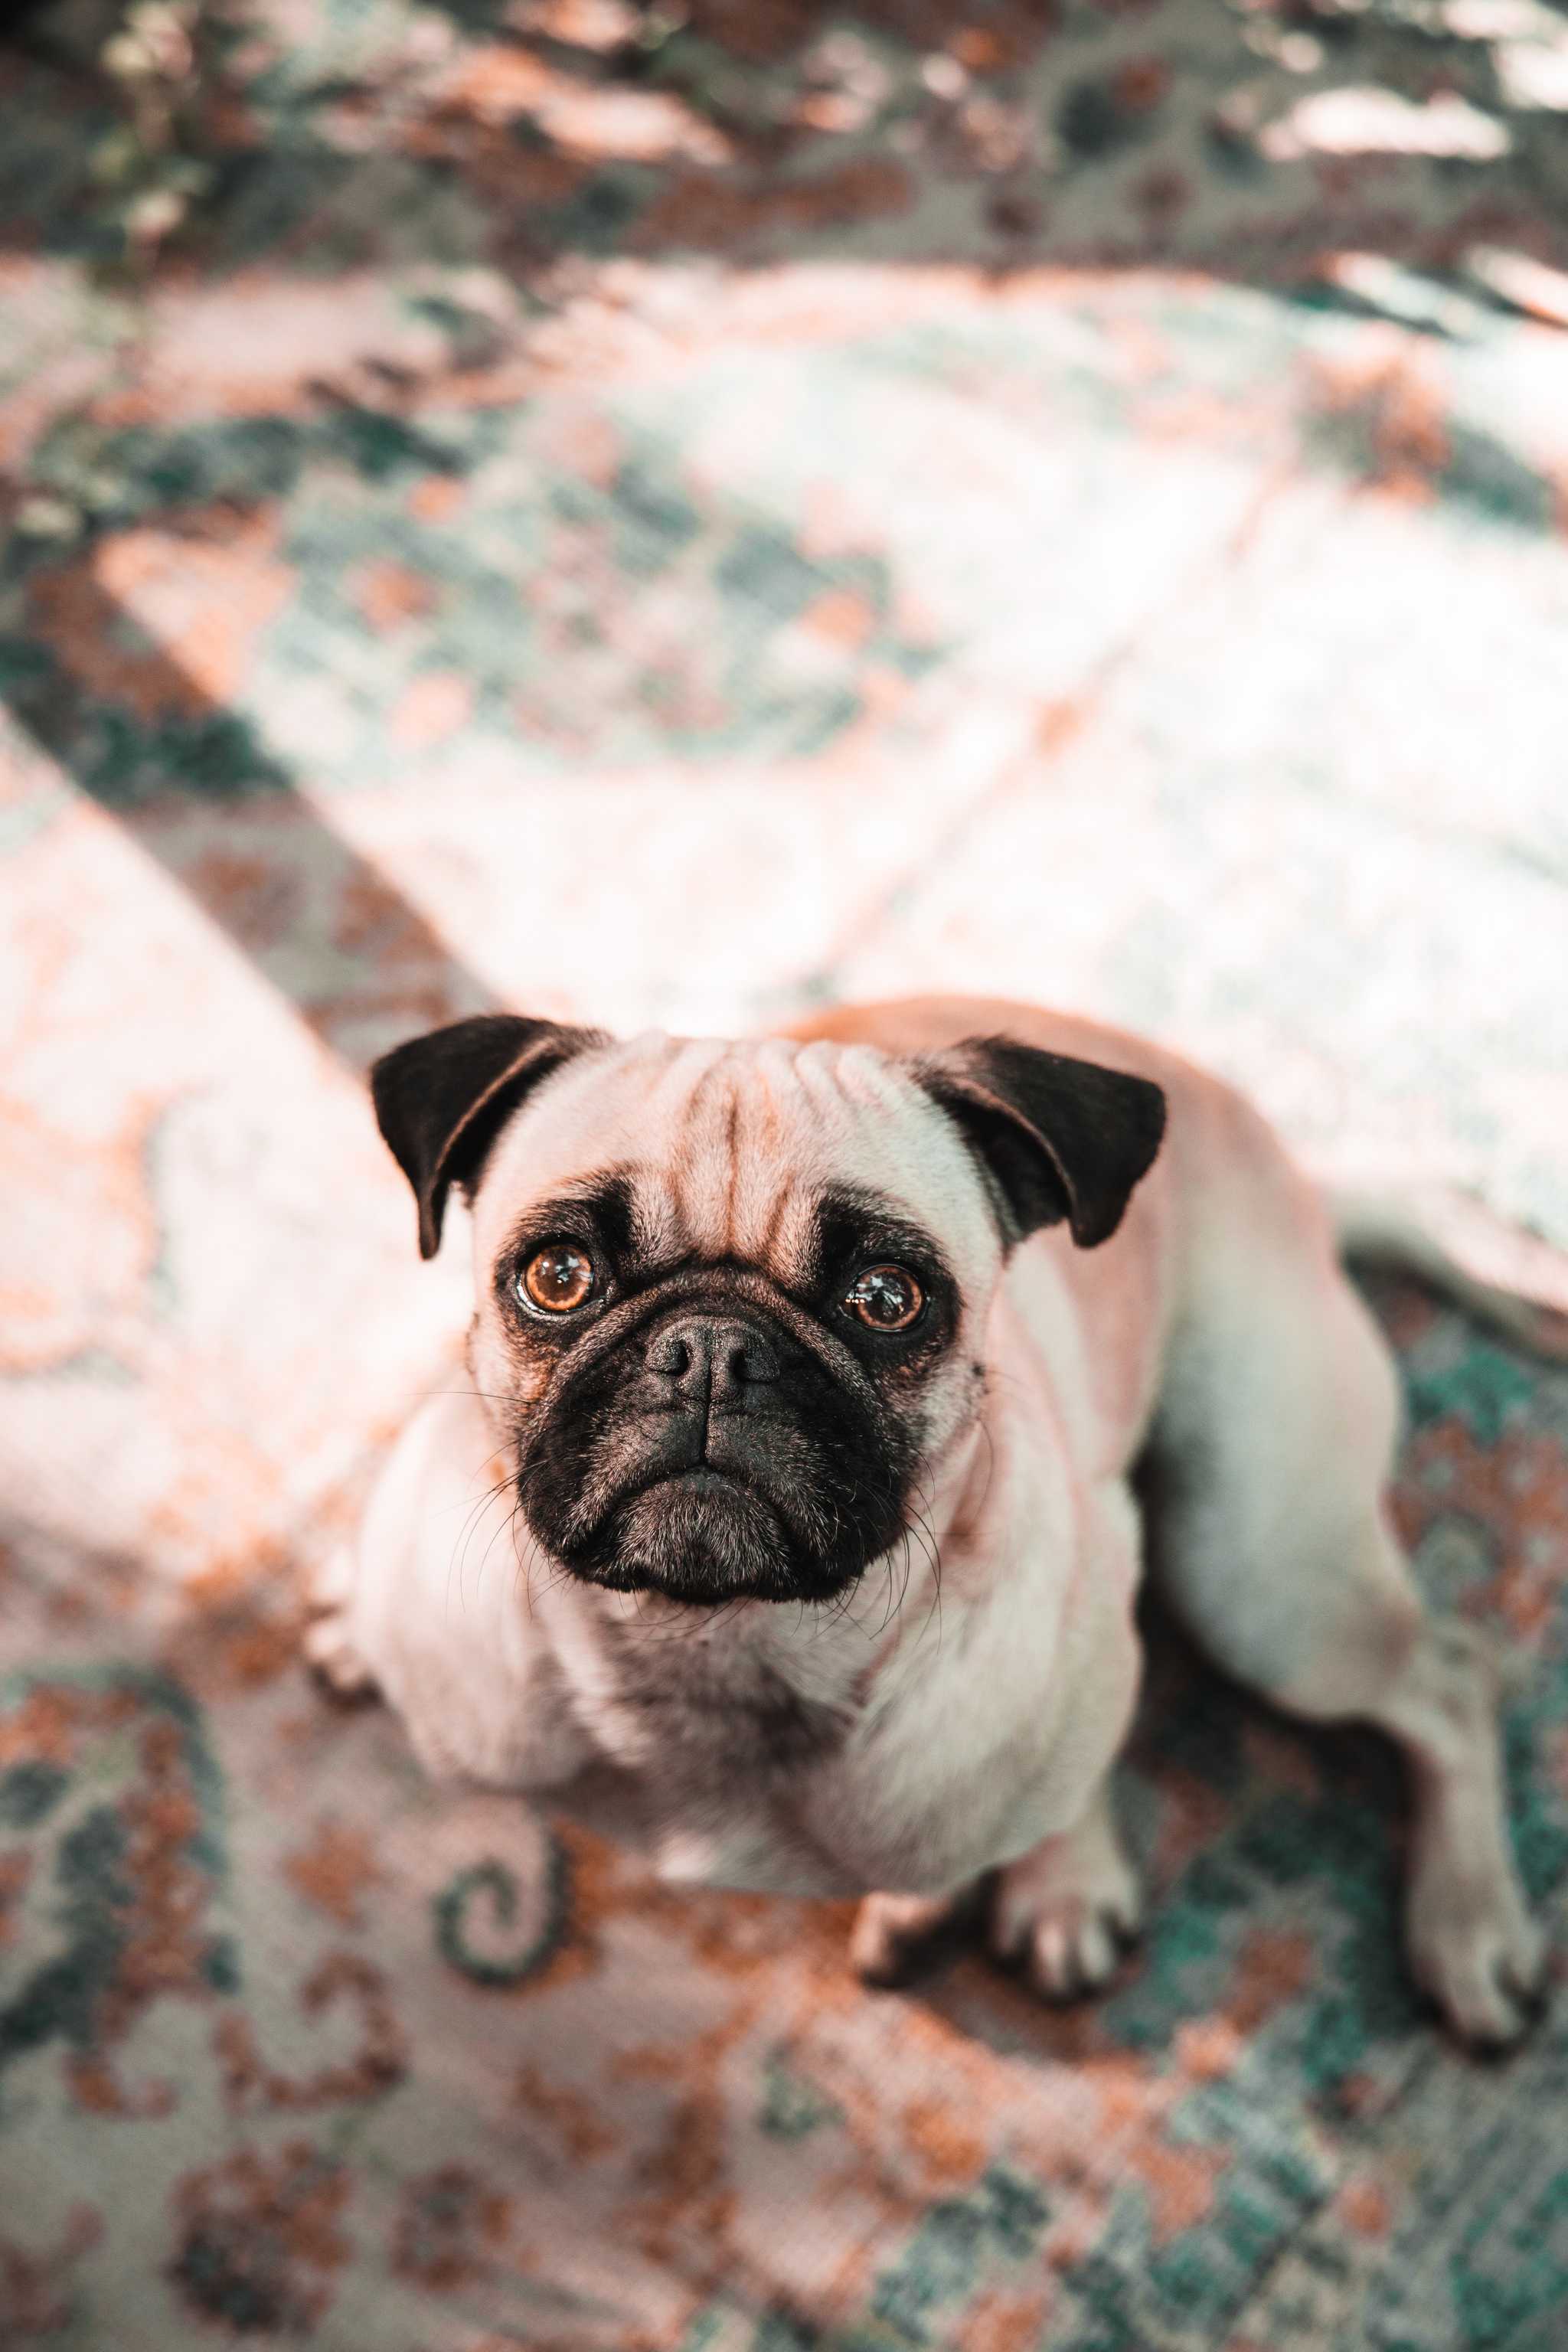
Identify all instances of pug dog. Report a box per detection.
[306,997,1552,2047]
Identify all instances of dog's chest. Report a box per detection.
[594,1622,854,1775]
[543,1624,864,1890]
[550,1582,1073,1899]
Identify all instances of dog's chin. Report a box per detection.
[558,1471,859,1608]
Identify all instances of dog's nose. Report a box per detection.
[645,1315,779,1406]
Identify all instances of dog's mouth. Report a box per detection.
[550,1458,861,1608]
[640,1465,752,1502]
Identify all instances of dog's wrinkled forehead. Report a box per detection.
[470,1032,997,1281]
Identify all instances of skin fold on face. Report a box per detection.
[501,1186,960,1605]
[463,1037,1005,1609]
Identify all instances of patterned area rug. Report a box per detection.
[3,2,1568,2347]
[5,1297,1568,2351]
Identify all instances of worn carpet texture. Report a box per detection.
[3,1,1568,2346]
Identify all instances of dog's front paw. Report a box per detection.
[988,1800,1142,2003]
[1408,1870,1549,2051]
[302,1549,378,1704]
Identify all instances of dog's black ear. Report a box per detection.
[916,1035,1166,1249]
[371,1014,606,1258]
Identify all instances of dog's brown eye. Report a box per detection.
[519,1243,596,1315]
[845,1264,924,1332]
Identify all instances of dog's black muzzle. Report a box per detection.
[514,1272,906,1607]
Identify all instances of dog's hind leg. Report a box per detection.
[1365,1610,1547,2045]
[1148,1208,1546,2047]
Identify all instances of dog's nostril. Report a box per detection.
[648,1331,693,1379]
[727,1334,778,1384]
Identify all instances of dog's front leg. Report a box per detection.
[850,1778,1143,2001]
[987,1777,1143,2001]
[303,1543,379,1700]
